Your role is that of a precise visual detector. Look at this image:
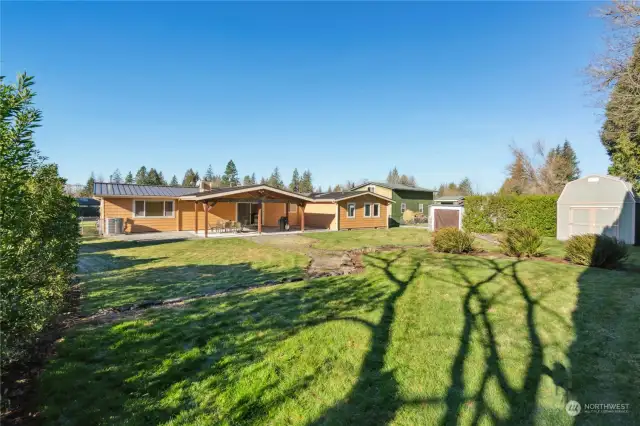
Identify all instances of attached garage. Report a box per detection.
[557,175,638,245]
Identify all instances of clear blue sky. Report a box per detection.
[2,1,608,192]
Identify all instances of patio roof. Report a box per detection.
[180,184,315,203]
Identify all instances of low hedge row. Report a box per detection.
[462,195,558,237]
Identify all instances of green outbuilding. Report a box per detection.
[352,181,437,225]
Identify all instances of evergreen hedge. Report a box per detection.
[462,195,558,237]
[1,74,79,370]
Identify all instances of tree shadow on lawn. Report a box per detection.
[310,254,572,425]
[568,253,640,423]
[80,238,189,254]
[41,250,581,425]
[39,270,393,425]
[80,259,308,313]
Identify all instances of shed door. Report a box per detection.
[569,207,619,238]
[434,209,460,230]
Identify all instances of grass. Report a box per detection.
[305,227,432,250]
[475,235,575,259]
[37,236,640,425]
[78,238,308,312]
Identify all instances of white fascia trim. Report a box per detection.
[183,185,314,202]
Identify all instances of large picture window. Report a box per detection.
[132,200,175,218]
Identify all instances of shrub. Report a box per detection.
[463,195,558,237]
[0,74,79,370]
[432,227,475,254]
[564,234,628,269]
[499,227,544,258]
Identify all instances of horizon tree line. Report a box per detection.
[81,160,317,196]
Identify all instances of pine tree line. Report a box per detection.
[82,161,316,195]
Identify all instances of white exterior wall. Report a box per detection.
[557,175,636,244]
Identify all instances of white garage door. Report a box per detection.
[569,206,619,238]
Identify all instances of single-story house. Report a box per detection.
[351,181,437,224]
[75,197,101,217]
[93,182,393,235]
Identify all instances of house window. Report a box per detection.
[347,203,356,218]
[373,203,380,217]
[133,200,175,218]
[367,185,375,193]
[401,203,407,213]
[134,200,145,217]
[364,203,372,217]
[418,203,424,213]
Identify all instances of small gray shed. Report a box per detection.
[557,175,637,245]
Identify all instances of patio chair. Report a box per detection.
[215,220,224,233]
[233,221,242,233]
[223,221,232,233]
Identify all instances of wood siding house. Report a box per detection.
[352,182,437,225]
[94,183,392,235]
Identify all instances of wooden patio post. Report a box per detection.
[176,200,180,231]
[285,202,290,225]
[194,201,198,235]
[299,203,305,232]
[203,202,209,238]
[257,201,262,234]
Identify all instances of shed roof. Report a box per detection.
[435,195,465,202]
[93,182,199,198]
[558,175,636,205]
[351,181,437,192]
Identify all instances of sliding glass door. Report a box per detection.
[237,202,259,225]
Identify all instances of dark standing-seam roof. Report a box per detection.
[311,191,393,201]
[351,181,437,192]
[93,182,199,197]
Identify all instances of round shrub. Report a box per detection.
[564,234,628,269]
[432,227,475,254]
[499,227,544,258]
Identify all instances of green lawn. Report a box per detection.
[78,238,309,312]
[474,236,566,258]
[305,227,432,250]
[37,235,640,425]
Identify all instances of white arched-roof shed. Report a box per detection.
[557,175,637,245]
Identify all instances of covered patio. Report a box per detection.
[180,185,316,238]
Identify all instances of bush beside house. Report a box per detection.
[0,74,79,371]
[463,195,558,237]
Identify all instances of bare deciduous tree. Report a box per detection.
[501,142,576,195]
[587,1,640,97]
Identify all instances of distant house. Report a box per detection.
[75,197,100,217]
[352,182,437,225]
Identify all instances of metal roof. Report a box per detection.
[352,181,437,192]
[93,182,199,197]
[312,191,363,200]
[311,191,393,202]
[435,195,465,201]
